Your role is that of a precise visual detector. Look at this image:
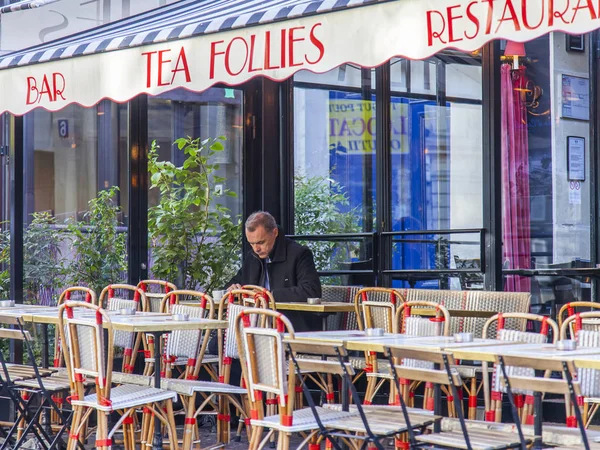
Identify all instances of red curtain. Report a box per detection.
[501,64,531,293]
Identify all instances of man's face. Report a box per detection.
[246,226,278,259]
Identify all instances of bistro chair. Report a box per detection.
[58,301,178,450]
[321,285,361,331]
[0,315,74,450]
[482,312,558,424]
[137,279,177,313]
[98,284,147,375]
[235,308,352,450]
[216,289,273,443]
[364,300,450,408]
[561,312,600,428]
[154,290,249,449]
[558,301,600,332]
[351,287,405,388]
[50,287,98,426]
[287,339,440,450]
[385,345,528,450]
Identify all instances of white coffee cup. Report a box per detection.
[212,290,226,300]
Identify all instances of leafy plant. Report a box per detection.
[67,187,127,294]
[148,137,242,292]
[294,175,361,272]
[24,212,68,305]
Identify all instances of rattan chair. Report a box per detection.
[321,285,362,331]
[50,287,98,426]
[561,312,600,428]
[137,279,177,313]
[216,289,273,443]
[364,300,450,407]
[287,339,440,450]
[58,301,178,450]
[0,316,74,450]
[235,308,353,450]
[482,312,558,424]
[156,290,249,449]
[98,284,147,375]
[385,346,529,450]
[558,302,600,332]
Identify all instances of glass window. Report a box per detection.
[502,34,591,308]
[22,102,128,304]
[147,87,244,283]
[389,53,483,289]
[147,88,243,216]
[293,68,376,277]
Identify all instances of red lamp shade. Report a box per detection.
[504,41,526,57]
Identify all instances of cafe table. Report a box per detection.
[0,307,227,450]
[276,302,356,331]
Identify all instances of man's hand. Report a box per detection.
[228,284,242,291]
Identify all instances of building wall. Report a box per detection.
[0,0,178,54]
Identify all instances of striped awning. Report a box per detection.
[0,0,61,14]
[0,0,597,115]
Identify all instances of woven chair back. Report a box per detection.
[138,280,177,313]
[320,285,361,330]
[235,309,296,417]
[557,302,600,332]
[162,290,214,361]
[58,302,114,406]
[54,287,97,368]
[398,289,531,338]
[354,288,404,332]
[485,313,557,394]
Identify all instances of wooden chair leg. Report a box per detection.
[182,395,196,450]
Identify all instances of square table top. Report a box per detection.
[344,335,519,353]
[0,307,227,332]
[438,342,600,363]
[292,329,396,344]
[276,302,355,313]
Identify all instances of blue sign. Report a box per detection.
[57,119,69,138]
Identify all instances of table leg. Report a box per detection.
[533,392,542,449]
[433,364,441,433]
[152,331,163,450]
[41,324,49,369]
[41,324,52,436]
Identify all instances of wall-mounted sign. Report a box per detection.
[566,34,585,53]
[567,136,585,181]
[57,119,68,138]
[562,75,589,121]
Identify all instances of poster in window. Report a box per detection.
[567,136,585,181]
[562,75,589,121]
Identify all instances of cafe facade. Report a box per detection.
[0,0,600,310]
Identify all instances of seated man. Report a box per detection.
[227,210,322,331]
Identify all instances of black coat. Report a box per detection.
[227,229,322,331]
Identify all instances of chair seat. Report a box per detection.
[111,372,154,386]
[416,429,530,450]
[251,407,356,433]
[324,409,437,435]
[72,383,177,412]
[323,403,435,416]
[110,372,246,396]
[14,377,71,391]
[160,379,247,396]
[51,370,95,387]
[3,364,56,380]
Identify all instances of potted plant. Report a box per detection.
[148,136,242,293]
